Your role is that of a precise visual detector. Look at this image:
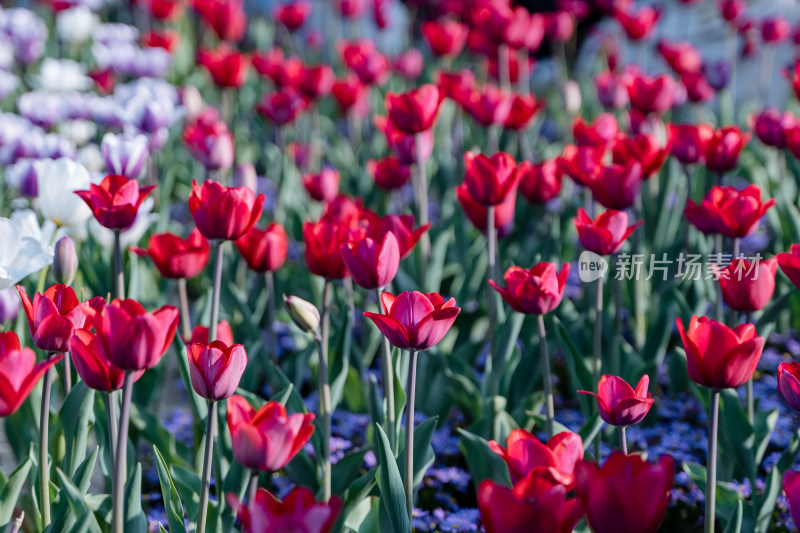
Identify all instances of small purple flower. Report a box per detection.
[101,132,149,179]
[5,158,38,196]
[703,60,731,92]
[0,287,21,324]
[0,8,48,65]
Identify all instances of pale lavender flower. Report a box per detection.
[101,132,149,179]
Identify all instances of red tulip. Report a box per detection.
[490,263,570,316]
[70,325,143,392]
[18,284,87,353]
[422,19,468,57]
[777,361,800,411]
[576,452,674,533]
[367,156,412,190]
[595,70,630,110]
[75,174,155,230]
[573,113,618,149]
[198,47,249,89]
[762,16,791,43]
[777,244,800,290]
[752,108,796,148]
[273,0,311,31]
[489,429,584,487]
[504,94,544,131]
[716,257,777,312]
[558,145,603,186]
[704,125,750,174]
[615,5,661,41]
[681,71,715,103]
[784,470,800,529]
[546,11,575,42]
[625,71,677,115]
[234,224,288,273]
[367,214,430,258]
[142,30,181,53]
[575,208,642,255]
[612,132,671,178]
[331,75,369,117]
[385,84,441,135]
[188,321,235,346]
[587,162,643,210]
[456,181,518,238]
[228,487,342,533]
[363,291,460,351]
[142,0,183,20]
[0,332,62,417]
[393,49,424,80]
[227,395,315,472]
[463,152,519,206]
[83,298,178,371]
[340,232,400,290]
[518,159,563,204]
[478,479,583,533]
[320,195,370,229]
[187,341,247,401]
[579,375,653,427]
[685,184,775,238]
[677,316,764,389]
[335,0,366,18]
[183,108,235,171]
[302,169,340,203]
[256,88,309,126]
[252,49,298,87]
[188,180,265,241]
[487,51,536,86]
[437,69,475,105]
[88,68,116,94]
[193,0,247,43]
[303,221,355,280]
[295,64,335,100]
[669,123,714,164]
[657,40,701,76]
[719,0,744,23]
[374,116,434,164]
[132,228,211,279]
[339,40,391,86]
[462,85,513,127]
[785,60,800,102]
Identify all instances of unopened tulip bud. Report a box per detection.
[562,79,582,115]
[233,162,258,193]
[52,236,78,285]
[284,294,320,333]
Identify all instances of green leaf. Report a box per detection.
[124,464,149,533]
[172,335,208,421]
[374,424,410,533]
[269,384,294,406]
[456,428,511,488]
[332,448,371,496]
[578,413,604,449]
[424,228,452,293]
[554,317,594,413]
[754,427,800,533]
[54,469,102,533]
[723,500,743,533]
[59,381,95,477]
[153,445,187,533]
[0,456,32,527]
[683,462,743,527]
[398,417,438,495]
[484,312,524,397]
[46,448,98,533]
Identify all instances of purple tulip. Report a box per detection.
[0,288,21,324]
[101,132,149,179]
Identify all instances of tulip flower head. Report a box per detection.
[0,332,62,417]
[188,321,235,346]
[579,374,654,427]
[704,126,750,174]
[685,184,775,238]
[234,223,288,273]
[489,429,584,488]
[183,109,235,171]
[302,169,340,203]
[518,159,563,204]
[303,220,357,280]
[384,84,441,135]
[133,228,211,279]
[456,182,519,238]
[227,395,315,472]
[340,231,400,290]
[574,208,642,255]
[777,244,800,290]
[188,180,265,241]
[70,325,143,391]
[101,132,149,180]
[273,0,311,32]
[490,263,570,316]
[463,151,520,206]
[18,284,87,353]
[478,478,582,533]
[624,71,677,115]
[367,157,412,190]
[677,316,764,390]
[187,341,247,401]
[228,487,342,533]
[669,123,714,164]
[778,361,800,411]
[422,19,469,58]
[587,161,643,210]
[76,174,155,230]
[35,157,93,228]
[784,470,800,530]
[363,291,460,352]
[716,257,777,312]
[576,452,674,533]
[52,236,78,285]
[367,214,430,258]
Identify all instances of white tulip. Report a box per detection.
[34,157,93,227]
[56,6,97,44]
[0,210,54,290]
[30,58,93,92]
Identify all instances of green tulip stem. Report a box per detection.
[745,310,754,425]
[113,229,125,300]
[537,315,554,440]
[264,271,277,364]
[593,275,604,388]
[706,389,720,533]
[486,205,497,380]
[112,371,134,533]
[714,234,724,322]
[177,278,192,342]
[620,426,628,455]
[377,287,396,452]
[315,280,333,502]
[209,241,225,343]
[196,400,217,533]
[39,352,54,527]
[405,350,419,521]
[106,391,117,477]
[413,134,430,285]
